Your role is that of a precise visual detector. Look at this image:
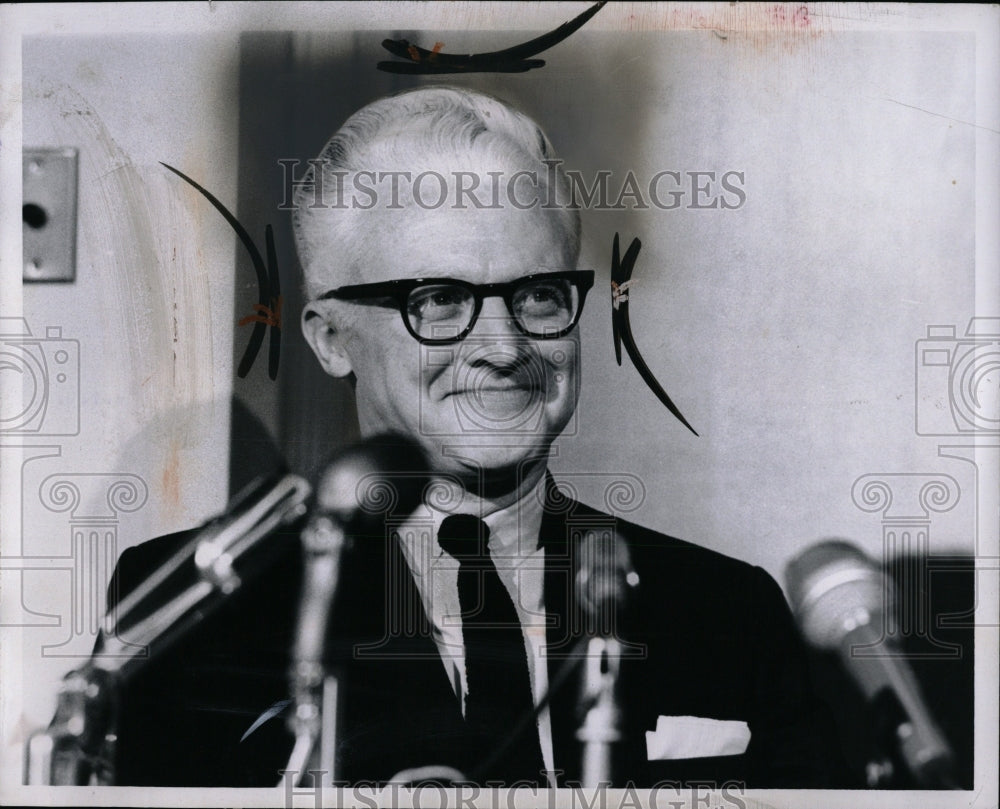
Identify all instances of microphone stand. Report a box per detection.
[284,513,348,788]
[23,473,311,786]
[577,637,623,787]
[785,540,959,790]
[25,665,117,786]
[573,523,637,788]
[281,433,432,788]
[867,683,958,789]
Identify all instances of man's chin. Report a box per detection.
[423,437,553,494]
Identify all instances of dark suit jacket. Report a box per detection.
[100,480,844,788]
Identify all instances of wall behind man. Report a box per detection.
[536,29,981,580]
[268,27,981,583]
[22,33,240,535]
[10,33,240,766]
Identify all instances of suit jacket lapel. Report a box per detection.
[540,476,586,783]
[343,485,651,784]
[339,524,472,780]
[539,477,650,786]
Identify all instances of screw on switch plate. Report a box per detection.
[23,148,78,282]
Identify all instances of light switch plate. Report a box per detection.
[23,148,78,282]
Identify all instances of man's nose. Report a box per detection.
[472,296,523,338]
[465,296,532,366]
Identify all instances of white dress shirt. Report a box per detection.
[394,475,555,784]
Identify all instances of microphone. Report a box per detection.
[574,526,638,787]
[576,526,635,631]
[285,433,429,787]
[291,434,429,669]
[785,539,955,788]
[95,472,311,672]
[27,471,311,785]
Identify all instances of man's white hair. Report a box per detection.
[293,86,582,300]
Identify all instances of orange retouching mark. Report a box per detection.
[408,41,445,62]
[160,162,283,380]
[162,440,181,509]
[239,296,283,329]
[379,2,605,75]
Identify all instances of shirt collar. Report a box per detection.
[402,473,549,561]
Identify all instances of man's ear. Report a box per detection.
[301,303,354,378]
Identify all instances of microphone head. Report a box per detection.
[575,527,636,630]
[315,433,430,534]
[785,539,891,650]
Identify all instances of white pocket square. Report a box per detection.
[645,715,751,760]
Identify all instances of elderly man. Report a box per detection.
[104,86,841,788]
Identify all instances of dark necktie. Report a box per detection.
[437,514,546,785]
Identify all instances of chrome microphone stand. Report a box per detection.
[25,665,117,786]
[23,473,311,786]
[280,433,431,788]
[284,513,348,788]
[577,637,624,787]
[573,524,638,788]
